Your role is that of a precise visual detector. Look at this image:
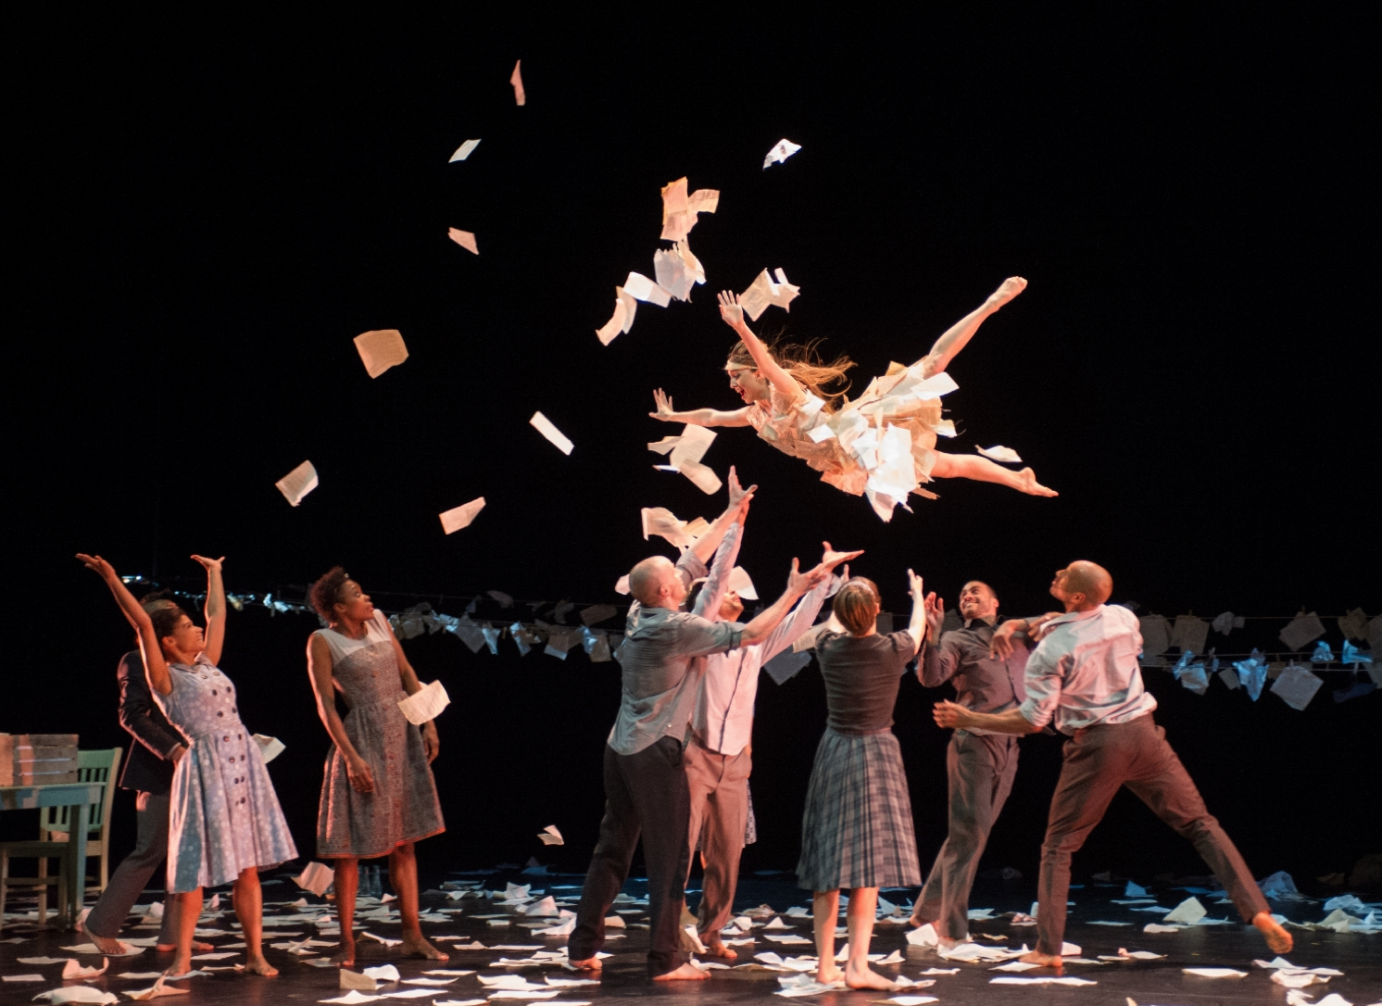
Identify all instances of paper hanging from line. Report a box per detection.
[596,287,638,345]
[537,825,563,846]
[763,138,802,169]
[294,862,335,897]
[449,139,480,162]
[447,228,478,255]
[253,734,285,764]
[977,445,1023,464]
[739,268,800,321]
[510,60,525,105]
[440,497,486,534]
[354,329,408,379]
[529,412,574,455]
[276,461,319,507]
[398,680,450,725]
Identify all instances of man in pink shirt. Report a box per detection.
[934,561,1292,966]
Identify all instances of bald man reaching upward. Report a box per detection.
[934,561,1291,966]
[569,471,858,981]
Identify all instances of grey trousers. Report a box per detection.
[84,791,175,944]
[911,731,1019,940]
[1035,715,1270,955]
[684,736,752,938]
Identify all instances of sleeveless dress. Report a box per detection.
[746,363,958,521]
[157,656,298,892]
[313,610,445,858]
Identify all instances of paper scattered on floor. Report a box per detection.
[440,497,486,534]
[124,977,190,1001]
[1183,967,1247,978]
[1163,896,1207,925]
[763,138,802,169]
[447,229,479,255]
[340,970,379,991]
[449,139,480,162]
[977,445,1023,464]
[879,998,938,1006]
[32,989,120,1004]
[537,824,563,845]
[58,943,141,957]
[906,922,938,947]
[2,975,44,982]
[1142,923,1181,933]
[294,861,335,897]
[354,329,408,379]
[530,412,574,455]
[189,951,238,960]
[510,60,525,106]
[991,976,1097,986]
[276,460,319,506]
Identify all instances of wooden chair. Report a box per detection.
[0,747,122,923]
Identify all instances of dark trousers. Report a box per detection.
[1035,714,1270,955]
[570,738,692,977]
[84,791,175,944]
[912,731,1019,940]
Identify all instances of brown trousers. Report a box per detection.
[1035,714,1270,955]
[684,735,752,937]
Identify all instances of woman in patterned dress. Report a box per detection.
[649,277,1056,520]
[796,572,927,992]
[307,567,446,967]
[77,553,297,980]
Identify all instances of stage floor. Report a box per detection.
[2,873,1378,1005]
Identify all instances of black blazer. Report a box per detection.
[116,651,185,794]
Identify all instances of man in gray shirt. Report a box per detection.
[909,580,1032,948]
[569,475,849,981]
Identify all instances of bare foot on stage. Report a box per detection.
[244,953,279,977]
[156,940,214,953]
[1018,949,1064,968]
[937,935,965,951]
[400,933,449,960]
[82,927,127,955]
[1019,468,1058,497]
[815,964,844,986]
[845,963,900,991]
[652,961,710,981]
[702,937,738,959]
[567,956,602,971]
[987,276,1028,308]
[165,954,193,978]
[1254,911,1293,954]
[331,939,357,968]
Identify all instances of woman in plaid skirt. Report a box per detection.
[797,571,926,991]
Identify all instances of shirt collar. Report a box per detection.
[1048,604,1105,627]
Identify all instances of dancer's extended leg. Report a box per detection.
[915,277,1028,378]
[331,858,358,966]
[234,868,277,976]
[930,453,1057,497]
[812,890,842,985]
[391,843,448,960]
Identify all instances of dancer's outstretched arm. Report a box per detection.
[917,276,1028,378]
[717,291,805,405]
[903,570,927,656]
[76,553,173,696]
[649,388,753,427]
[192,555,226,665]
[690,466,755,567]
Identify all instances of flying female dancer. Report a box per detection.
[76,553,296,980]
[650,277,1056,520]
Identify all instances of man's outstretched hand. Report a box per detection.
[933,699,972,730]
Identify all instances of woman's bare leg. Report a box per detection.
[331,858,358,966]
[844,888,899,991]
[234,868,277,977]
[930,453,1057,497]
[813,890,842,985]
[165,889,201,977]
[915,277,1028,378]
[390,843,447,960]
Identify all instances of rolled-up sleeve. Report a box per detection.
[1017,645,1064,730]
[667,612,742,657]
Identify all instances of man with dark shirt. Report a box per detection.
[81,649,188,953]
[909,581,1033,949]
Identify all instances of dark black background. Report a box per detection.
[6,12,1377,889]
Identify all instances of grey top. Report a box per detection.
[920,619,1031,733]
[608,549,743,755]
[816,630,916,734]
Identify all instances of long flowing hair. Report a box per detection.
[727,335,855,412]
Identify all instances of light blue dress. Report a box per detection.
[157,654,298,891]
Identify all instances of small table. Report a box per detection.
[1,782,105,927]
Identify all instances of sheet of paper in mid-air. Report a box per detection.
[276,460,319,507]
[439,497,486,534]
[449,139,480,162]
[623,271,672,308]
[253,734,285,764]
[728,566,758,600]
[398,680,450,725]
[739,268,800,321]
[447,228,479,254]
[354,329,408,378]
[763,138,802,168]
[294,861,335,897]
[529,412,574,455]
[537,825,563,846]
[596,287,638,345]
[977,445,1023,464]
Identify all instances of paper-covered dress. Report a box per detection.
[158,655,298,892]
[314,610,445,858]
[746,364,960,520]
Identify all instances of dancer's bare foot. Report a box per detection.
[815,964,844,985]
[399,933,448,960]
[331,939,356,968]
[567,956,602,971]
[702,937,738,959]
[244,953,279,977]
[1018,950,1063,968]
[987,276,1028,308]
[165,954,193,978]
[1253,912,1293,954]
[1018,468,1058,497]
[82,926,127,955]
[156,940,214,953]
[844,962,900,991]
[652,961,710,981]
[937,935,965,951]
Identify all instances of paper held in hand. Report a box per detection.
[398,680,450,725]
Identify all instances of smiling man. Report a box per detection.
[934,561,1292,966]
[908,579,1035,948]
